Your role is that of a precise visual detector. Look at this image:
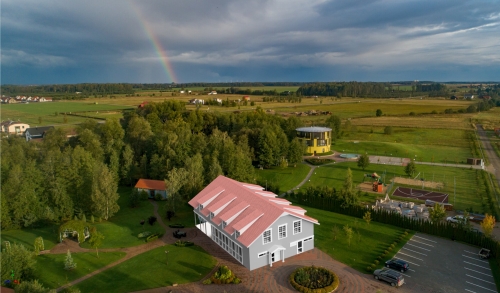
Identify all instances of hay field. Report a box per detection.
[351,115,473,129]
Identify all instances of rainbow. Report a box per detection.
[129,1,178,83]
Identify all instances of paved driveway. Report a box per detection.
[393,233,498,293]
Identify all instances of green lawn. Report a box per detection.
[80,187,164,249]
[74,245,216,293]
[157,201,196,228]
[299,205,410,272]
[300,162,488,214]
[255,164,311,193]
[34,251,126,290]
[1,224,60,251]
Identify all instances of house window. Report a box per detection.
[258,251,268,258]
[263,229,272,244]
[199,204,203,210]
[235,231,240,238]
[278,224,287,240]
[222,221,226,228]
[293,220,302,235]
[210,212,214,219]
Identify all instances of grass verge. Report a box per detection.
[35,251,125,289]
[74,245,216,293]
[296,204,408,272]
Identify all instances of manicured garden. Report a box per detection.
[35,251,125,289]
[255,163,311,193]
[299,204,411,272]
[74,245,216,293]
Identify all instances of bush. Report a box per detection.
[139,190,149,201]
[207,265,240,284]
[374,260,379,265]
[148,216,157,226]
[384,250,389,254]
[367,266,372,272]
[202,278,212,285]
[137,231,152,238]
[146,233,161,242]
[289,266,339,293]
[384,126,393,135]
[154,193,163,201]
[304,158,335,165]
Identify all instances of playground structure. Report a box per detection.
[364,172,386,193]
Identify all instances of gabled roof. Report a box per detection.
[25,126,54,136]
[134,179,166,190]
[189,175,319,247]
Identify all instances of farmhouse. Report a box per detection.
[296,126,332,155]
[25,126,55,141]
[189,98,205,105]
[189,175,319,271]
[464,94,474,100]
[134,179,167,199]
[1,120,30,135]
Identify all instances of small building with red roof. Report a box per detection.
[188,175,319,271]
[134,179,167,199]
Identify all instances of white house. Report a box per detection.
[189,175,319,271]
[0,121,30,135]
[208,91,218,95]
[464,94,474,100]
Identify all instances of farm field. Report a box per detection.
[299,162,488,213]
[473,107,500,130]
[79,187,164,249]
[295,204,412,272]
[351,115,473,129]
[35,251,126,290]
[255,164,311,193]
[74,244,216,293]
[1,102,132,126]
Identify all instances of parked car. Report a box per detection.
[446,215,473,223]
[373,268,405,287]
[385,259,409,272]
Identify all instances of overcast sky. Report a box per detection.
[2,0,500,84]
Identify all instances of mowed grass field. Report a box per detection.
[255,164,311,193]
[74,245,216,293]
[79,187,164,249]
[300,162,488,213]
[294,204,413,272]
[35,251,126,290]
[1,102,132,126]
[334,127,473,163]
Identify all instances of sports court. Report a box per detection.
[392,187,449,203]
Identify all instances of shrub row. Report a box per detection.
[289,266,339,293]
[174,240,194,247]
[367,230,409,272]
[146,233,162,242]
[289,194,500,259]
[305,158,335,166]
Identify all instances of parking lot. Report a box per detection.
[392,233,498,293]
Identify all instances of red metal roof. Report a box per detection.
[188,175,319,247]
[134,179,166,190]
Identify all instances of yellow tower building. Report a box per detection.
[296,126,332,155]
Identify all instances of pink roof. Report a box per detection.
[189,175,319,247]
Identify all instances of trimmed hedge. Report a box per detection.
[289,266,339,293]
[145,233,162,242]
[137,231,152,238]
[289,194,500,258]
[174,240,194,247]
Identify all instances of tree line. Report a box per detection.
[1,100,345,230]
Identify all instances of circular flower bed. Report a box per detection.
[289,266,339,293]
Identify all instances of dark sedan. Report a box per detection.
[385,259,409,272]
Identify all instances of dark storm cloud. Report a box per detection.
[1,0,499,84]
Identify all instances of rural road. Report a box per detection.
[476,125,500,198]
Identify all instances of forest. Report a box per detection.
[1,101,324,230]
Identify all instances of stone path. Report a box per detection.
[54,200,189,292]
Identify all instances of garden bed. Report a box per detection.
[305,158,335,165]
[290,266,339,293]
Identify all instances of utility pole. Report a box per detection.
[454,177,456,206]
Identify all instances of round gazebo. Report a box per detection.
[296,126,332,155]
